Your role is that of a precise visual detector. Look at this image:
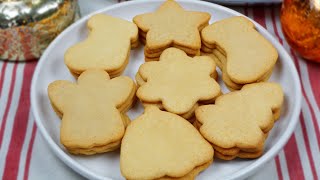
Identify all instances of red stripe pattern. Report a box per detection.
[0,63,18,148]
[23,123,37,180]
[268,7,308,179]
[252,7,306,180]
[275,156,283,180]
[291,49,320,149]
[284,135,305,180]
[307,62,320,109]
[300,114,319,180]
[0,2,319,180]
[269,6,320,179]
[0,62,7,97]
[3,62,37,180]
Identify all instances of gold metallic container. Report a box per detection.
[0,0,80,61]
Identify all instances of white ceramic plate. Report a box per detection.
[206,0,282,5]
[31,0,301,179]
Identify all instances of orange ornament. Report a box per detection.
[280,0,320,62]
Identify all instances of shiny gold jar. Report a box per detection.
[0,0,80,61]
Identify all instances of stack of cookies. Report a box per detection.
[133,0,210,61]
[121,106,214,180]
[201,16,278,91]
[48,70,136,155]
[135,48,221,121]
[194,82,284,160]
[48,14,141,155]
[46,0,286,178]
[64,14,138,78]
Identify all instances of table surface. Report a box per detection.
[0,0,319,180]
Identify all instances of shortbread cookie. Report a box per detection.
[215,150,264,160]
[48,69,136,155]
[69,48,131,78]
[120,106,213,180]
[136,48,220,118]
[142,102,199,121]
[201,16,278,84]
[144,46,199,58]
[136,70,216,88]
[211,49,273,89]
[201,51,222,69]
[144,50,201,62]
[202,48,274,91]
[144,42,200,55]
[133,0,210,58]
[65,14,138,78]
[195,82,283,160]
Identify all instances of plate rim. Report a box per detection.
[30,0,302,179]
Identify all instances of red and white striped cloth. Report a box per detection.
[0,1,319,179]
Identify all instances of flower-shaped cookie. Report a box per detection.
[136,48,220,116]
[133,0,210,51]
[65,14,138,78]
[48,69,136,155]
[195,82,283,158]
[120,106,213,180]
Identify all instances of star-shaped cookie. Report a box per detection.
[48,69,136,155]
[136,48,220,116]
[133,0,210,51]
